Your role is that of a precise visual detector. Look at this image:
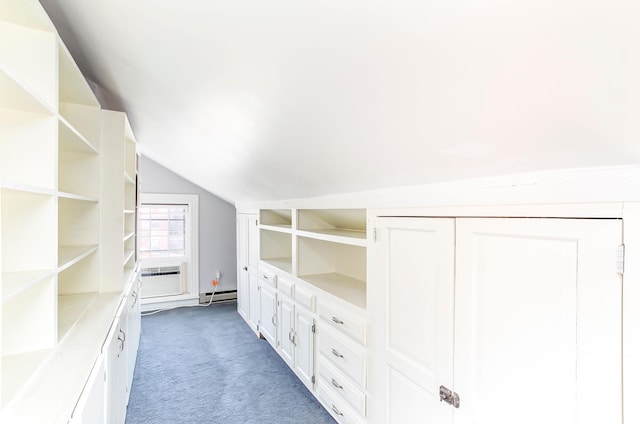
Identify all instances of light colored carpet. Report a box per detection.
[125,302,336,424]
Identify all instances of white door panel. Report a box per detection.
[295,307,315,389]
[278,296,295,367]
[372,217,455,424]
[454,218,622,424]
[260,284,277,349]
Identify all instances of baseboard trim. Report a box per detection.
[199,290,237,304]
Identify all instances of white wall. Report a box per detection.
[139,156,237,293]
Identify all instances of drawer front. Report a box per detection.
[318,300,366,345]
[258,267,277,288]
[317,380,363,424]
[318,356,366,416]
[278,274,294,297]
[294,285,316,312]
[318,326,366,388]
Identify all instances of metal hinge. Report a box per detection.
[311,324,316,334]
[312,375,316,384]
[617,244,625,275]
[373,228,377,242]
[439,386,460,408]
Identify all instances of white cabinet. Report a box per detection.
[237,212,260,335]
[104,308,127,424]
[293,306,316,389]
[275,286,316,390]
[277,295,295,367]
[259,282,278,349]
[0,1,140,418]
[370,216,623,424]
[68,357,106,424]
[125,275,141,405]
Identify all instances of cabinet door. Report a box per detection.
[277,295,295,367]
[249,267,260,334]
[104,309,128,424]
[370,217,455,424]
[259,284,277,349]
[69,356,106,424]
[236,214,250,322]
[294,307,315,389]
[454,218,622,424]
[247,215,260,331]
[125,276,141,405]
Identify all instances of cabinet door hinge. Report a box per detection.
[439,386,460,408]
[311,324,316,334]
[312,375,316,384]
[617,244,625,275]
[373,228,377,242]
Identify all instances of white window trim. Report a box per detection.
[139,193,199,310]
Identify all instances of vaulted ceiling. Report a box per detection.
[39,0,640,204]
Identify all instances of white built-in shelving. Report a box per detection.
[259,208,367,309]
[0,0,139,416]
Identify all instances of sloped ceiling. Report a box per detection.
[39,0,640,204]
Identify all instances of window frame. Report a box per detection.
[138,193,199,306]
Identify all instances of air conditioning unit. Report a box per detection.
[140,264,186,298]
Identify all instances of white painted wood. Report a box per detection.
[0,111,57,190]
[277,273,295,298]
[125,273,141,406]
[0,189,56,272]
[316,379,366,424]
[0,20,57,111]
[58,40,100,109]
[260,209,292,227]
[369,217,455,424]
[259,283,277,349]
[104,305,127,424]
[317,324,366,388]
[69,356,105,424]
[0,3,140,416]
[294,306,315,389]
[317,355,366,416]
[454,218,622,424]
[237,214,250,323]
[622,203,640,424]
[247,215,261,333]
[293,284,315,312]
[1,292,122,422]
[317,299,366,345]
[237,213,261,334]
[1,270,55,302]
[260,229,292,273]
[277,295,295,367]
[258,265,278,289]
[0,0,55,32]
[2,275,56,355]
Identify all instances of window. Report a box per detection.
[138,204,188,259]
[138,193,199,307]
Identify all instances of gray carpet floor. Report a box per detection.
[125,302,336,424]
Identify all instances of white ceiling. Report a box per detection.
[39,0,640,204]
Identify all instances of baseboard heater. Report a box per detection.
[199,290,237,304]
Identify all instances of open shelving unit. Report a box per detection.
[258,208,367,309]
[0,1,139,414]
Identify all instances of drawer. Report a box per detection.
[294,285,315,312]
[277,274,294,297]
[318,325,366,388]
[318,355,366,416]
[318,300,366,345]
[258,267,277,288]
[317,380,364,424]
